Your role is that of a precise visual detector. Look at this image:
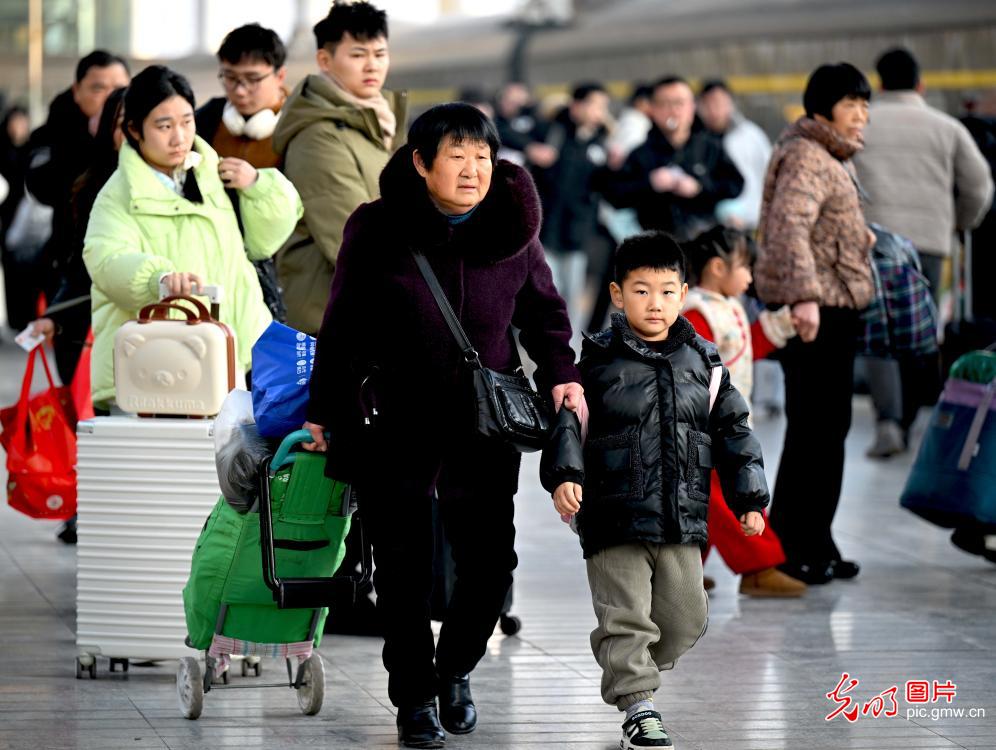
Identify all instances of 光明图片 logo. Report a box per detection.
[826,673,987,722]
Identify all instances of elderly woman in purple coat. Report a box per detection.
[303,103,581,748]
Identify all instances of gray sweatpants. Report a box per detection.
[586,542,709,709]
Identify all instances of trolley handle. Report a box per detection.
[270,429,321,473]
[257,456,371,609]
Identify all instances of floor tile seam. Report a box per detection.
[912,717,975,750]
[322,657,397,717]
[124,687,173,749]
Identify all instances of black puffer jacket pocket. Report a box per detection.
[587,430,644,502]
[686,430,713,501]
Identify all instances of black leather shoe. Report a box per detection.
[778,560,833,585]
[830,559,860,580]
[439,674,477,734]
[397,701,445,748]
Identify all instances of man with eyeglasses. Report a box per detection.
[196,23,290,322]
[272,0,406,335]
[603,75,744,241]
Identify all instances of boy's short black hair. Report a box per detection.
[408,102,501,170]
[614,231,686,285]
[314,1,388,50]
[803,62,871,120]
[876,48,920,91]
[76,50,129,83]
[571,82,606,102]
[217,23,287,69]
[682,225,755,286]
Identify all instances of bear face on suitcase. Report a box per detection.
[113,320,235,416]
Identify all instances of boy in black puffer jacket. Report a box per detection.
[541,231,769,749]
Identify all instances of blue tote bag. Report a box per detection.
[251,321,316,438]
[900,376,996,527]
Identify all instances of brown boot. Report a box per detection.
[739,567,807,598]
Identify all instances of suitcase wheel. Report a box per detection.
[75,655,96,679]
[177,657,204,720]
[109,658,129,673]
[295,653,325,716]
[499,614,522,636]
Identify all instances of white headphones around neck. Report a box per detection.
[222,101,280,140]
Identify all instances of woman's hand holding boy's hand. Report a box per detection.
[553,482,582,517]
[301,421,327,452]
[553,382,589,440]
[739,511,765,536]
[552,382,584,412]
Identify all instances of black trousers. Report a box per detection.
[770,307,861,566]
[356,432,521,707]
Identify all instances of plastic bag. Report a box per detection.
[214,389,271,513]
[251,321,316,438]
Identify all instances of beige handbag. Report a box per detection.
[113,292,236,417]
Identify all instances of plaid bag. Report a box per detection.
[859,224,939,357]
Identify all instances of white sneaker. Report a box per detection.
[620,709,673,748]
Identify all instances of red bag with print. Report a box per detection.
[0,346,77,519]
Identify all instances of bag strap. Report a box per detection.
[12,346,57,452]
[411,251,482,371]
[957,374,996,471]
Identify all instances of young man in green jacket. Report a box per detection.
[273,1,407,334]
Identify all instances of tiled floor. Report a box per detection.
[0,341,994,749]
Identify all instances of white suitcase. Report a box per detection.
[113,287,236,417]
[74,416,220,677]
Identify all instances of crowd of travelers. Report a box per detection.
[0,2,993,748]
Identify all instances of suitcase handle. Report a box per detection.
[136,301,202,325]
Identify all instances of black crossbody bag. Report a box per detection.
[411,251,552,453]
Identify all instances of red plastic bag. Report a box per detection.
[71,329,94,422]
[0,346,78,519]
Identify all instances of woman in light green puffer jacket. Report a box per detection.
[83,66,302,408]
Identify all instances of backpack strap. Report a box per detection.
[708,365,722,413]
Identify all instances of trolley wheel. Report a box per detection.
[499,613,522,636]
[241,657,262,677]
[296,653,325,716]
[176,657,204,720]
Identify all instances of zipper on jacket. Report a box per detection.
[657,358,682,542]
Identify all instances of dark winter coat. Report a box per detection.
[307,146,580,482]
[603,124,744,241]
[541,313,769,558]
[25,89,93,283]
[532,108,609,253]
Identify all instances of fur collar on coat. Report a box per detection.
[378,144,543,265]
